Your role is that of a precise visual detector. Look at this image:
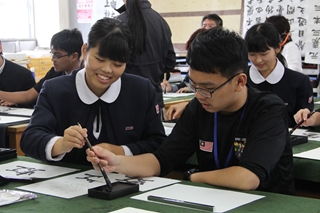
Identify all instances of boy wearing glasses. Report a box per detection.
[87,27,295,195]
[0,29,83,107]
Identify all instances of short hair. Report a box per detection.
[51,28,83,59]
[265,15,290,34]
[87,18,132,63]
[186,27,248,78]
[201,14,223,27]
[245,22,286,66]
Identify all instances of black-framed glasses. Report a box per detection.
[50,52,72,60]
[184,73,241,98]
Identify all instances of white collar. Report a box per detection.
[75,68,121,104]
[249,58,285,84]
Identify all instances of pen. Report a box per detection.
[289,109,319,135]
[147,195,214,212]
[77,122,113,192]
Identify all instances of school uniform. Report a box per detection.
[20,69,166,165]
[0,57,35,108]
[247,59,314,127]
[154,87,295,195]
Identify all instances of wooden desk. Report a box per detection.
[7,123,28,156]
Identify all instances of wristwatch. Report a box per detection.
[183,168,199,181]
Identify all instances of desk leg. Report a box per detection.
[7,132,25,156]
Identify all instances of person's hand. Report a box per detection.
[86,146,117,173]
[97,143,125,155]
[166,102,188,120]
[0,100,17,107]
[293,108,316,127]
[52,125,87,156]
[176,87,190,93]
[161,80,173,93]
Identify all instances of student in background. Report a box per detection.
[21,18,165,165]
[202,13,223,29]
[87,27,295,195]
[0,29,83,107]
[161,28,207,94]
[265,15,303,73]
[294,108,320,127]
[116,0,176,110]
[0,40,35,108]
[244,22,313,127]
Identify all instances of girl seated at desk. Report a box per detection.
[20,18,166,165]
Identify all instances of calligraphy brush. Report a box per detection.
[289,108,320,135]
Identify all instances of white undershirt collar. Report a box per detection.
[249,58,285,84]
[75,68,121,104]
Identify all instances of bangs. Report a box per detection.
[246,33,271,53]
[98,31,130,63]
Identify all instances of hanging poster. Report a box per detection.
[77,0,93,23]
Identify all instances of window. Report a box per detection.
[0,0,34,38]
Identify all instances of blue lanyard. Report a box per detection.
[213,100,247,169]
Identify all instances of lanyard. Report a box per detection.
[213,100,247,169]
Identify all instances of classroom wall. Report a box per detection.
[34,0,244,49]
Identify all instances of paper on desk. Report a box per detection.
[16,170,109,199]
[0,115,29,124]
[289,128,320,141]
[3,108,34,117]
[16,171,180,199]
[111,174,181,192]
[131,184,264,213]
[163,93,193,98]
[0,161,79,179]
[293,147,320,160]
[109,207,158,213]
[314,101,320,104]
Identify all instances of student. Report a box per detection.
[244,22,313,127]
[20,18,165,165]
[201,13,223,29]
[116,0,176,109]
[161,28,207,94]
[294,108,320,127]
[87,27,295,195]
[265,15,303,73]
[0,40,35,108]
[0,29,83,107]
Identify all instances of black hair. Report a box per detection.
[244,22,287,66]
[201,14,223,27]
[125,0,147,54]
[87,17,132,63]
[265,15,290,34]
[186,27,248,78]
[50,28,83,59]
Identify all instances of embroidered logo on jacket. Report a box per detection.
[155,104,160,114]
[234,137,246,159]
[199,140,213,152]
[125,126,134,130]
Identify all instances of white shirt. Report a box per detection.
[249,58,285,84]
[282,41,303,73]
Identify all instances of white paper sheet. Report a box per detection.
[163,93,193,98]
[0,161,79,179]
[293,147,320,160]
[0,115,29,124]
[16,171,180,199]
[0,107,34,117]
[16,170,109,199]
[131,184,264,213]
[289,128,320,141]
[111,174,181,192]
[109,207,158,213]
